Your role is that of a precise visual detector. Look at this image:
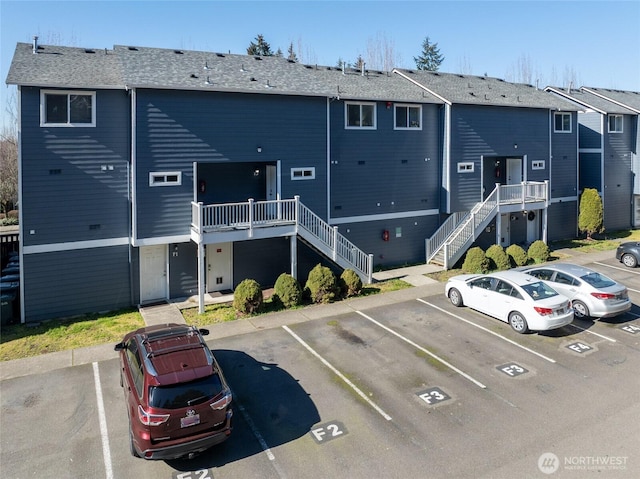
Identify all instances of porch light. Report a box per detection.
[257,147,262,153]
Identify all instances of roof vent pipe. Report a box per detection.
[568,81,573,94]
[342,63,345,75]
[32,35,38,54]
[361,62,365,77]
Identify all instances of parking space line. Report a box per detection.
[92,362,113,479]
[418,299,557,364]
[355,311,487,389]
[236,402,276,461]
[282,325,393,421]
[567,323,616,342]
[594,262,640,276]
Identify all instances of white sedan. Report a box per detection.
[445,270,574,333]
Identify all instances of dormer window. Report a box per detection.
[554,112,571,133]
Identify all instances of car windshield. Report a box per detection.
[149,374,223,409]
[520,281,559,301]
[580,272,615,288]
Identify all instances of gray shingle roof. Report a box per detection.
[581,87,640,114]
[545,87,636,114]
[6,42,123,89]
[395,69,582,111]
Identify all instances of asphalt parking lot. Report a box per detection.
[1,251,639,478]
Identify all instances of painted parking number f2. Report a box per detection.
[310,421,347,444]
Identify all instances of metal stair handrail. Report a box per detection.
[426,211,468,263]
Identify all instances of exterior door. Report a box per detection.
[207,243,232,292]
[506,158,522,185]
[500,214,510,247]
[140,245,167,303]
[266,165,277,219]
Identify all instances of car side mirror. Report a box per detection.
[114,342,126,351]
[199,328,210,336]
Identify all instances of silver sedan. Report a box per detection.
[522,263,631,319]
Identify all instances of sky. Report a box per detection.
[1,0,639,129]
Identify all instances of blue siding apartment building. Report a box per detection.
[6,39,636,322]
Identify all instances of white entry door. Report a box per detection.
[506,158,522,185]
[207,243,232,292]
[140,245,167,303]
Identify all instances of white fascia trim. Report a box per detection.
[133,235,191,247]
[23,237,130,255]
[330,209,440,225]
[579,148,603,153]
[581,87,640,115]
[544,87,603,114]
[392,69,451,105]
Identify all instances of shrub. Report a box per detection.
[233,279,263,315]
[305,264,338,304]
[578,188,604,239]
[339,269,363,298]
[485,244,510,271]
[273,273,303,308]
[506,244,528,267]
[527,240,550,264]
[462,247,490,274]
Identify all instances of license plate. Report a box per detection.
[181,414,200,428]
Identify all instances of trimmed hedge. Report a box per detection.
[485,244,510,271]
[527,240,550,264]
[506,244,528,267]
[305,264,338,304]
[339,269,363,298]
[273,273,303,308]
[462,247,490,274]
[233,279,263,315]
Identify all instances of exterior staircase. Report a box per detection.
[191,196,373,284]
[426,181,548,269]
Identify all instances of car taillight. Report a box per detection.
[534,306,553,316]
[591,292,615,300]
[138,405,169,426]
[210,391,232,411]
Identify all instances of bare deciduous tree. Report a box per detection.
[1,91,18,218]
[365,31,402,71]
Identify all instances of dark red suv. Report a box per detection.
[114,324,233,460]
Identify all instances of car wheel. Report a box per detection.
[572,300,590,319]
[448,288,463,307]
[621,253,638,268]
[509,311,528,334]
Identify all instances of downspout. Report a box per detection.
[600,113,605,223]
[129,87,138,307]
[16,86,25,323]
[443,103,451,213]
[326,97,331,221]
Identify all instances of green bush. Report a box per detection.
[506,244,528,267]
[273,273,303,308]
[527,240,550,264]
[485,244,510,271]
[339,269,363,298]
[305,264,338,304]
[233,279,263,315]
[462,247,490,274]
[578,188,604,239]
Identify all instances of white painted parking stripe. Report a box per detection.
[418,299,557,363]
[236,402,276,461]
[567,323,616,342]
[594,261,640,276]
[92,362,113,479]
[355,311,487,389]
[283,325,393,421]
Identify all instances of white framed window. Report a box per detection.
[149,171,182,186]
[608,115,623,133]
[291,167,315,180]
[394,104,422,130]
[457,162,474,173]
[532,160,545,170]
[41,90,96,127]
[345,102,376,129]
[554,112,571,133]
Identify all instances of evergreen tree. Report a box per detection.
[414,36,444,71]
[247,34,274,56]
[578,188,604,239]
[287,42,298,62]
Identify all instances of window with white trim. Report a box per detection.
[345,102,376,129]
[554,112,571,133]
[608,115,623,133]
[394,104,422,129]
[149,171,182,186]
[532,160,545,170]
[41,90,95,126]
[291,167,315,180]
[457,162,474,173]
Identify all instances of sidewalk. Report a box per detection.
[0,248,618,381]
